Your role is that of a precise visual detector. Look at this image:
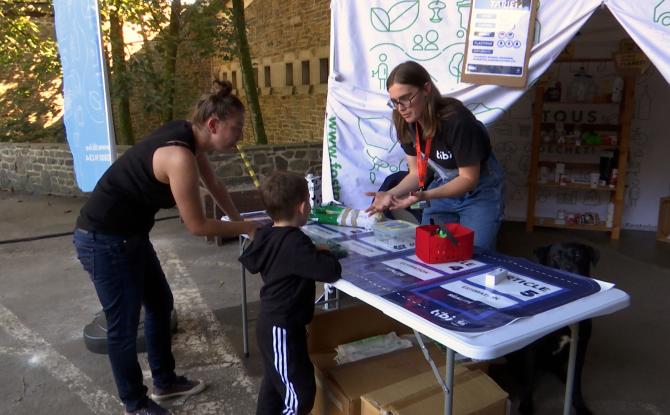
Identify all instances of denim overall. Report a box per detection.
[422,154,505,251]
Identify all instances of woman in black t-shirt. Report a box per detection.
[365,61,505,251]
[73,80,258,414]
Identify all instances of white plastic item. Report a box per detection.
[485,268,508,288]
[334,332,412,365]
[373,220,418,247]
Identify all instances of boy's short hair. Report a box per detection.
[260,171,309,221]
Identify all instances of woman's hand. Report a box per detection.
[364,191,395,216]
[388,191,422,211]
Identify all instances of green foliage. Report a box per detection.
[0,0,238,143]
[100,0,236,121]
[0,0,63,142]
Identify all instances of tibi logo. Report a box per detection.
[435,150,452,160]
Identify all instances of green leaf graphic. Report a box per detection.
[371,8,391,32]
[371,1,419,32]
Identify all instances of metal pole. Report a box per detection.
[240,235,249,357]
[563,323,580,415]
[445,348,455,415]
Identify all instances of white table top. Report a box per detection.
[333,278,630,360]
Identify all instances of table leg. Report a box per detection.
[563,323,579,415]
[414,331,454,415]
[324,283,338,310]
[240,235,249,358]
[445,348,455,415]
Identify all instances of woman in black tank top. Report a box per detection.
[73,80,257,414]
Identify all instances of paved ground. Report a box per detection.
[0,191,264,414]
[1,190,669,414]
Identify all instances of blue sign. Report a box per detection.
[53,0,115,192]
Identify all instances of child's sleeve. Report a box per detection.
[290,232,342,283]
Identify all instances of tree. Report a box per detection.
[107,0,135,144]
[231,0,267,145]
[0,0,63,142]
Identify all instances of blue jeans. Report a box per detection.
[73,229,176,411]
[421,155,505,251]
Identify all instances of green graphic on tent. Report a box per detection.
[466,103,507,124]
[654,0,670,26]
[370,1,420,32]
[357,116,405,184]
[456,0,472,38]
[428,1,446,23]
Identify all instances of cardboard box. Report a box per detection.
[309,305,418,415]
[308,305,500,415]
[361,365,508,415]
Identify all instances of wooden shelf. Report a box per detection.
[526,74,636,240]
[541,122,619,130]
[538,160,599,168]
[534,217,611,231]
[537,182,615,192]
[539,143,618,151]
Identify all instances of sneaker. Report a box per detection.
[150,376,206,402]
[125,399,171,415]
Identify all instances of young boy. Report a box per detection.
[239,171,342,415]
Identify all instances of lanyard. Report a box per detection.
[415,123,432,190]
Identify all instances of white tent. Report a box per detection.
[322,0,670,230]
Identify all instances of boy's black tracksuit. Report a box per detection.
[239,225,342,415]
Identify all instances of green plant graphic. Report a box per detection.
[654,0,670,26]
[465,103,507,124]
[357,116,404,184]
[449,53,464,83]
[371,1,420,32]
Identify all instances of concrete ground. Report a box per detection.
[1,190,669,414]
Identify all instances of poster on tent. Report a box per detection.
[461,0,538,87]
[322,0,604,210]
[53,0,116,192]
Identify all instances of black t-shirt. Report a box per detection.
[76,120,196,236]
[400,106,491,171]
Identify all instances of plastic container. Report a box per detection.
[415,223,474,263]
[373,220,418,247]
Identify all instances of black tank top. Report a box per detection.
[76,120,196,236]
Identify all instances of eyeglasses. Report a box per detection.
[387,90,420,110]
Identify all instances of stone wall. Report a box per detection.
[0,142,322,196]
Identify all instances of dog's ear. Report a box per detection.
[534,245,550,264]
[587,245,600,267]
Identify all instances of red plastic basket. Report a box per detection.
[415,223,474,263]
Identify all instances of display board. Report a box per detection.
[302,223,609,335]
[461,0,538,87]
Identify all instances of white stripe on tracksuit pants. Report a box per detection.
[273,326,298,414]
[256,316,316,415]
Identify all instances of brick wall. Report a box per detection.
[0,142,322,196]
[214,0,331,146]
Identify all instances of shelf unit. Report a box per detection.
[526,60,635,239]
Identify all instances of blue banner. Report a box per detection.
[53,0,115,192]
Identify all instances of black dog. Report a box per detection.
[510,242,600,415]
